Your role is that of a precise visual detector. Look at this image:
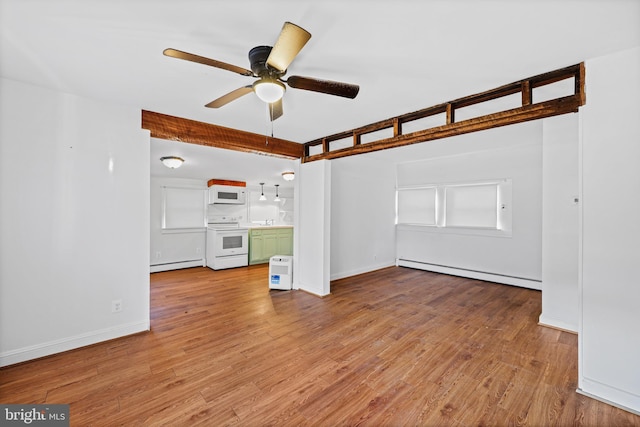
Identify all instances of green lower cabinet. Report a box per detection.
[276,228,293,255]
[249,233,264,264]
[249,227,293,265]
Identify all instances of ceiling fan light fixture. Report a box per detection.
[166,22,360,118]
[282,171,295,181]
[253,79,285,103]
[160,156,184,169]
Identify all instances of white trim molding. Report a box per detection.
[397,259,542,290]
[0,321,150,367]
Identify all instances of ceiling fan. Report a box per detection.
[163,22,360,121]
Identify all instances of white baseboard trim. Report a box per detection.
[330,261,396,281]
[297,287,329,298]
[0,320,150,367]
[294,281,330,297]
[150,259,205,273]
[397,259,542,290]
[577,383,640,416]
[538,315,578,333]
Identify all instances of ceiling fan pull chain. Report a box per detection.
[265,104,270,145]
[271,111,274,138]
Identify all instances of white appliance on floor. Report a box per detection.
[269,255,293,290]
[206,216,248,270]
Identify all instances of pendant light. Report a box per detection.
[259,182,266,201]
[274,184,281,202]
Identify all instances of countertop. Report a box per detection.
[243,224,294,230]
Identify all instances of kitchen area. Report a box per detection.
[205,181,294,270]
[149,138,297,287]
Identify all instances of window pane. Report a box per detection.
[398,187,436,225]
[164,187,205,229]
[445,184,497,228]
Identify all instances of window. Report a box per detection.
[396,179,511,236]
[445,183,498,228]
[397,187,437,225]
[162,187,206,229]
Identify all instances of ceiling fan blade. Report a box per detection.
[266,22,311,72]
[163,48,253,76]
[287,75,360,99]
[205,86,254,108]
[269,99,283,121]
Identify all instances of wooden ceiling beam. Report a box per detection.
[303,63,585,162]
[305,95,582,162]
[141,110,304,159]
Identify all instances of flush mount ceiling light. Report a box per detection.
[259,182,267,201]
[160,156,184,169]
[282,171,295,181]
[274,184,281,202]
[253,78,286,103]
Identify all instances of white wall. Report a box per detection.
[0,78,150,366]
[246,184,294,225]
[294,160,331,296]
[579,47,640,413]
[330,155,396,280]
[150,177,207,272]
[540,114,580,332]
[395,122,543,289]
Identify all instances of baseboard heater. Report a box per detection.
[150,259,205,273]
[397,259,541,290]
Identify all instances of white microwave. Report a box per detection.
[208,185,246,204]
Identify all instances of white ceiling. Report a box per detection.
[150,137,298,188]
[2,0,639,183]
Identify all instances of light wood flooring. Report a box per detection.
[2,265,639,426]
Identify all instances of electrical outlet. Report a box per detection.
[155,251,161,259]
[112,299,123,313]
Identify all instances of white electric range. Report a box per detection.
[206,216,249,270]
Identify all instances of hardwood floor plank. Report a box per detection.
[233,374,327,425]
[0,363,97,404]
[302,380,377,425]
[2,265,639,426]
[346,379,415,425]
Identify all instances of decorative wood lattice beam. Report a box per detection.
[303,63,585,162]
[141,110,304,159]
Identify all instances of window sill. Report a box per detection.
[396,223,512,238]
[161,227,207,234]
